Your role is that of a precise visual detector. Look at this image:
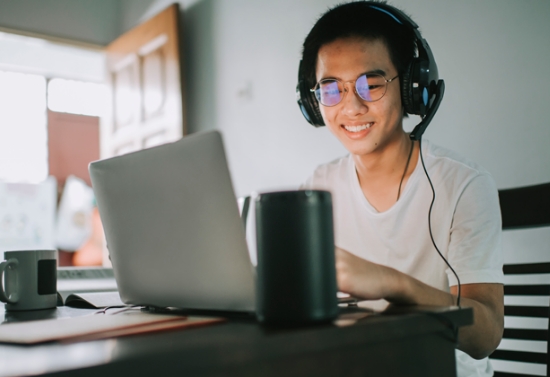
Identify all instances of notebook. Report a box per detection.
[89,131,256,313]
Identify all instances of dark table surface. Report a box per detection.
[0,301,473,377]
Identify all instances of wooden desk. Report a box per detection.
[0,303,472,377]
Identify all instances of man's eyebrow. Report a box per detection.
[318,69,388,82]
[362,69,387,76]
[318,75,338,81]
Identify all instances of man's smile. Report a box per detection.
[342,123,373,132]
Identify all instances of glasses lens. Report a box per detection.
[356,74,387,102]
[315,80,342,106]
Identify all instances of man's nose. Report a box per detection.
[341,83,368,116]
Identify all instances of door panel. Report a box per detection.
[113,57,139,131]
[103,3,184,159]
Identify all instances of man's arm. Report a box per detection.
[450,283,504,358]
[336,248,504,359]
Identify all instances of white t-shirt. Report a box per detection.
[302,139,503,377]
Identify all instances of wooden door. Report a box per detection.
[102,4,185,159]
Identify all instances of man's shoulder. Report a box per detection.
[425,140,491,178]
[423,140,498,200]
[302,155,351,190]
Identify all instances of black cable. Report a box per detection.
[397,139,414,201]
[418,138,462,308]
[94,305,142,315]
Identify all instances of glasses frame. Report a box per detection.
[310,73,399,107]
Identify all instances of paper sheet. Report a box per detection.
[0,311,225,344]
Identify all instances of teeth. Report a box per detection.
[344,123,372,132]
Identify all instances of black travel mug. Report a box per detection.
[255,190,338,325]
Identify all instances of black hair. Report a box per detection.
[301,1,416,112]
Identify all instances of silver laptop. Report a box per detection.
[89,131,256,312]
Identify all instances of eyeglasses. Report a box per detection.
[311,73,399,107]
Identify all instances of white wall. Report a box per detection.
[400,0,550,190]
[36,0,545,196]
[147,0,549,264]
[132,0,550,198]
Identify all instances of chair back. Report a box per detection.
[490,182,550,377]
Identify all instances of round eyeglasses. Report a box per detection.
[311,73,399,107]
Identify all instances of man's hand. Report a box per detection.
[335,247,401,301]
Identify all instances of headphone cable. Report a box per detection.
[418,138,462,308]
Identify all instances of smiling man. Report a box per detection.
[297,2,504,376]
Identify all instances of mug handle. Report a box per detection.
[0,258,19,304]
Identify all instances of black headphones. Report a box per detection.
[296,2,445,141]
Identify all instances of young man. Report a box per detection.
[298,2,504,376]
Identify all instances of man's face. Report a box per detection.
[315,37,403,156]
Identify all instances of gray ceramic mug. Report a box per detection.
[0,250,58,311]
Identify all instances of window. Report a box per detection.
[48,78,107,117]
[0,31,106,183]
[0,71,47,183]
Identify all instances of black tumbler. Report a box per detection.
[255,190,338,325]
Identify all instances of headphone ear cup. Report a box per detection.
[401,60,417,115]
[297,79,325,127]
[402,57,434,117]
